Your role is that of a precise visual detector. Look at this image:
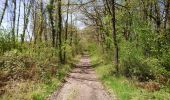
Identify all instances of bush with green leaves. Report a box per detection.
[119,38,170,82]
[0,30,13,54]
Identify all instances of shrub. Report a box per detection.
[96,64,114,78]
[0,31,13,54]
[161,48,170,71]
[119,40,168,82]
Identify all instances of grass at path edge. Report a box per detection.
[90,56,170,100]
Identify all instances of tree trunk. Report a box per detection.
[58,0,63,63]
[63,0,70,63]
[0,0,8,26]
[70,13,73,45]
[154,1,161,56]
[39,0,44,42]
[21,0,32,44]
[16,0,21,39]
[164,0,170,30]
[111,0,119,73]
[48,0,56,47]
[33,1,37,44]
[12,0,16,47]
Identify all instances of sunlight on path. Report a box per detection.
[47,54,116,100]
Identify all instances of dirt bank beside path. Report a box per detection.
[47,55,116,100]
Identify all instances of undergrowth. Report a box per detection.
[0,45,73,100]
[92,55,170,100]
[88,41,170,99]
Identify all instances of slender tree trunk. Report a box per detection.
[12,0,16,47]
[111,0,119,73]
[164,0,170,30]
[55,2,59,48]
[22,0,26,44]
[154,2,161,33]
[16,0,21,39]
[58,0,63,63]
[43,14,48,42]
[39,0,44,42]
[21,0,32,44]
[48,0,56,47]
[63,0,70,63]
[70,13,73,45]
[154,1,161,56]
[0,0,8,26]
[33,2,37,44]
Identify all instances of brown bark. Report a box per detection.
[12,0,16,47]
[39,0,44,42]
[48,0,56,47]
[33,1,37,44]
[58,0,63,63]
[111,0,119,73]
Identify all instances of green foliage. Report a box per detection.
[0,30,23,55]
[95,63,170,100]
[96,64,114,78]
[88,42,100,56]
[32,93,43,100]
[57,64,71,80]
[0,43,72,99]
[119,40,169,81]
[103,76,137,100]
[102,76,170,100]
[161,48,170,71]
[31,78,60,100]
[0,30,13,54]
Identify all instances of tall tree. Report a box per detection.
[47,0,56,47]
[33,1,37,44]
[63,0,70,63]
[39,0,44,42]
[21,0,32,44]
[12,0,16,47]
[16,0,21,39]
[111,0,119,73]
[57,0,63,63]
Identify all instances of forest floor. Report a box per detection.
[47,54,116,100]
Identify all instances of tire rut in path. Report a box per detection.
[47,55,116,100]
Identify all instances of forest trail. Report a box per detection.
[47,54,116,100]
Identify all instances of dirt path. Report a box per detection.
[47,55,116,100]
